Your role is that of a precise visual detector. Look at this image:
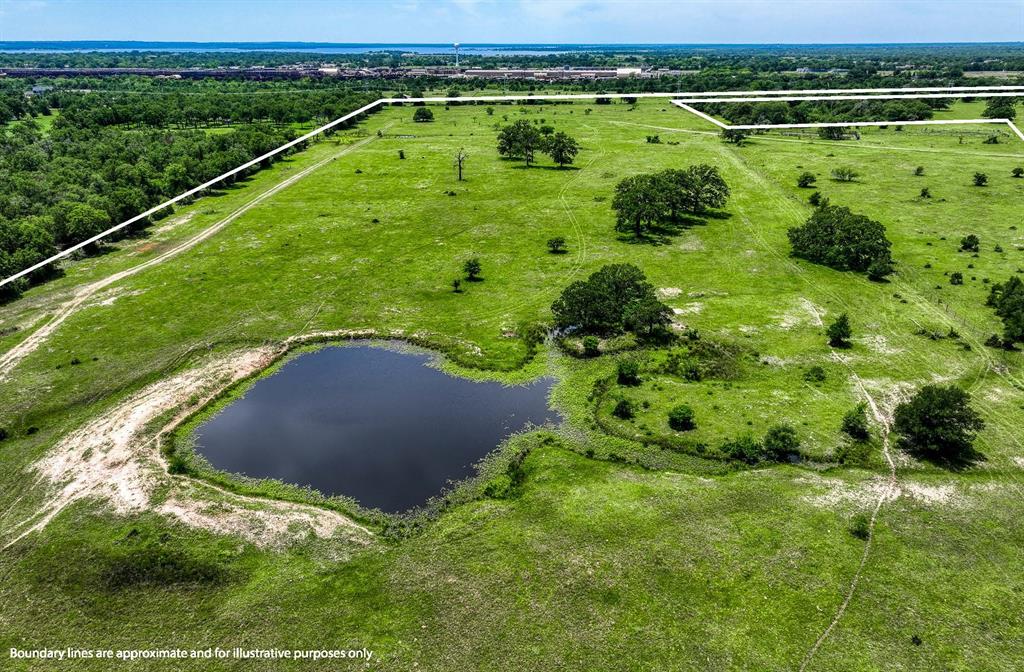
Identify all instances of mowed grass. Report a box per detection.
[1,99,1024,670]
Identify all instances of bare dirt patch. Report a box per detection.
[2,345,373,551]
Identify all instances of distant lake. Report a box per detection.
[191,344,559,513]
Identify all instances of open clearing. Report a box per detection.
[2,98,1024,670]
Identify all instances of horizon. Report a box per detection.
[1,1,1021,44]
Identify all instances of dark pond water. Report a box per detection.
[192,345,558,513]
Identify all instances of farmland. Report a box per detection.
[2,97,1024,670]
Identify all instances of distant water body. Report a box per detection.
[1,41,1013,54]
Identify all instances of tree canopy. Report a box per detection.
[612,165,730,238]
[787,204,894,277]
[893,385,985,461]
[986,276,1024,345]
[551,263,670,337]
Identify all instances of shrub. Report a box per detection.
[667,404,696,431]
[463,258,482,281]
[808,191,823,206]
[617,358,642,386]
[612,398,635,420]
[973,172,988,187]
[893,385,984,461]
[849,513,871,540]
[398,150,405,160]
[950,272,964,286]
[797,172,817,188]
[762,424,800,460]
[914,166,925,176]
[582,335,600,357]
[835,439,871,466]
[830,166,859,182]
[546,236,568,254]
[919,187,931,199]
[451,278,462,293]
[413,107,435,123]
[826,313,852,348]
[0,427,8,441]
[867,255,895,281]
[720,435,763,464]
[840,403,870,441]
[960,234,980,252]
[803,366,827,383]
[1013,167,1024,178]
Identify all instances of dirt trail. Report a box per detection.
[2,343,373,551]
[798,365,904,672]
[0,132,383,383]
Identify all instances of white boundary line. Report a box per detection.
[674,92,1024,104]
[671,97,1024,139]
[3,85,1023,289]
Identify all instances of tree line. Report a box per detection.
[1,96,378,299]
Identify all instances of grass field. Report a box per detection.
[2,98,1024,670]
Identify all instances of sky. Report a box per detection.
[0,0,1022,44]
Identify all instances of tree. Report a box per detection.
[413,107,434,123]
[914,166,925,176]
[623,294,673,338]
[826,313,852,348]
[1013,167,1024,178]
[983,98,1017,121]
[546,237,568,254]
[893,385,984,461]
[582,335,600,357]
[64,203,111,248]
[546,132,579,168]
[612,174,665,238]
[668,404,696,431]
[808,191,824,207]
[973,172,988,187]
[788,204,893,275]
[986,276,1024,344]
[551,263,668,336]
[677,164,730,214]
[463,258,482,281]
[831,166,859,182]
[721,129,747,145]
[451,278,462,293]
[919,187,931,199]
[496,119,544,166]
[841,403,870,441]
[797,172,817,188]
[950,271,964,286]
[453,148,467,181]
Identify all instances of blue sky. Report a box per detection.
[0,0,1022,44]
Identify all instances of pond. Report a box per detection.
[191,344,559,513]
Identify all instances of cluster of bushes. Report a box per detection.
[787,204,894,280]
[496,119,580,167]
[612,164,730,238]
[719,424,801,464]
[986,276,1024,347]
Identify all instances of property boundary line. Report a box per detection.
[3,85,1023,288]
